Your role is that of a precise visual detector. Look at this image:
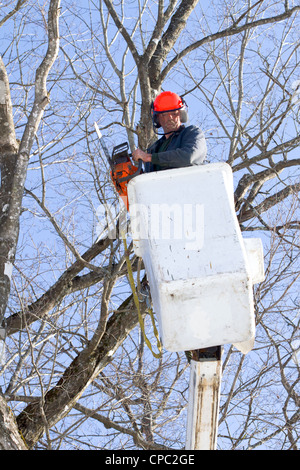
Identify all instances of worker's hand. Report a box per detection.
[132,148,152,163]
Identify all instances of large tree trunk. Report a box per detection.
[0,0,61,450]
[0,56,20,326]
[0,393,27,450]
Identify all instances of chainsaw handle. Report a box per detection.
[118,159,143,183]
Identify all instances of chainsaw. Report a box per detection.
[94,123,143,210]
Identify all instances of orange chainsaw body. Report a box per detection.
[111,161,139,210]
[110,142,142,210]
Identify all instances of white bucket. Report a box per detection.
[128,163,264,353]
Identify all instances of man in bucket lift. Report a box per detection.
[132,91,207,171]
[133,92,220,361]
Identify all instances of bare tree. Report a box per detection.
[0,0,61,448]
[0,0,299,450]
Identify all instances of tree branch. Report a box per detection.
[234,158,300,209]
[3,236,111,336]
[74,402,170,450]
[0,0,28,28]
[0,0,61,326]
[148,0,199,90]
[238,182,300,223]
[102,0,140,67]
[161,5,300,83]
[16,292,145,448]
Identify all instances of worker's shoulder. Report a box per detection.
[180,124,205,139]
[182,124,203,133]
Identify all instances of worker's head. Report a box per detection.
[151,91,188,134]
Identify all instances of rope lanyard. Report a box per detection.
[122,236,162,359]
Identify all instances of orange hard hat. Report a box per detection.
[153,91,184,113]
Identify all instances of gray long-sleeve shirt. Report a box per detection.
[145,125,207,172]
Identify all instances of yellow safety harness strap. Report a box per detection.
[122,237,162,359]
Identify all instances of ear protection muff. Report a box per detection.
[179,99,188,123]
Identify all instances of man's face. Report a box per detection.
[158,109,181,135]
